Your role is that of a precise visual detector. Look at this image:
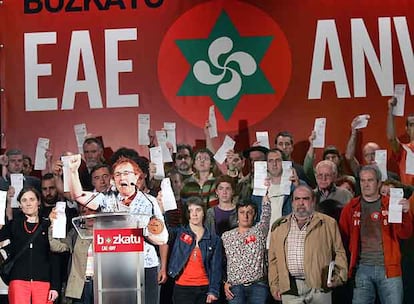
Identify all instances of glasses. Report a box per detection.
[176,155,190,160]
[195,156,211,162]
[113,171,135,178]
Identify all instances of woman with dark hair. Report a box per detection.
[0,187,59,304]
[180,149,218,208]
[222,196,271,304]
[168,196,223,304]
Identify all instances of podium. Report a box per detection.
[72,213,145,304]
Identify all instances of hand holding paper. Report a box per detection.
[312,118,326,148]
[52,202,67,238]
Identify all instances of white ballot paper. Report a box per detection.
[156,130,173,163]
[164,122,177,153]
[34,137,50,170]
[354,114,370,129]
[61,154,81,192]
[214,135,236,164]
[402,145,414,175]
[281,161,292,195]
[256,131,270,149]
[0,191,7,225]
[392,84,406,117]
[10,173,24,208]
[53,201,67,238]
[312,118,326,148]
[208,105,218,138]
[374,150,388,181]
[327,261,335,286]
[149,146,165,180]
[138,114,150,145]
[74,123,87,154]
[253,161,268,196]
[388,188,404,223]
[160,178,177,212]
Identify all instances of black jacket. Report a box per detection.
[0,213,60,290]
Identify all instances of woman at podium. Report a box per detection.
[67,154,168,304]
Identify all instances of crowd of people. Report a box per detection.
[0,97,413,304]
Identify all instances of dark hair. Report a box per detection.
[17,187,41,203]
[23,155,32,165]
[193,148,216,176]
[83,137,103,150]
[183,196,206,225]
[275,131,294,145]
[236,197,258,215]
[267,148,286,161]
[317,199,342,221]
[215,175,236,192]
[41,173,55,181]
[176,144,193,158]
[335,176,356,195]
[90,164,112,177]
[110,147,140,165]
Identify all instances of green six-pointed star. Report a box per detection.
[176,11,275,120]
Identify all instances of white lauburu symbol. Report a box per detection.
[193,36,257,100]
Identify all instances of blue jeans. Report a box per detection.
[71,280,94,304]
[353,264,403,304]
[229,281,269,304]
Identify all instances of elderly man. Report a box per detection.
[314,160,353,209]
[339,165,412,304]
[268,185,348,303]
[345,115,400,185]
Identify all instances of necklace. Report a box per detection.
[192,247,198,261]
[24,221,40,234]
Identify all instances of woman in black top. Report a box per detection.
[0,187,59,304]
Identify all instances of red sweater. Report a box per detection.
[339,196,413,278]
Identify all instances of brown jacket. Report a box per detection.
[268,212,348,296]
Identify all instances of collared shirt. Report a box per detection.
[315,184,353,207]
[286,215,312,279]
[266,183,284,248]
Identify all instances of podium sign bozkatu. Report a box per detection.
[72,213,145,304]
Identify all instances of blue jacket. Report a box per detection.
[167,225,222,298]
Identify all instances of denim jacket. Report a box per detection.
[167,225,222,298]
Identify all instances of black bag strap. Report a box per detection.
[9,220,44,263]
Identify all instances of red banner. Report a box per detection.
[94,228,144,253]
